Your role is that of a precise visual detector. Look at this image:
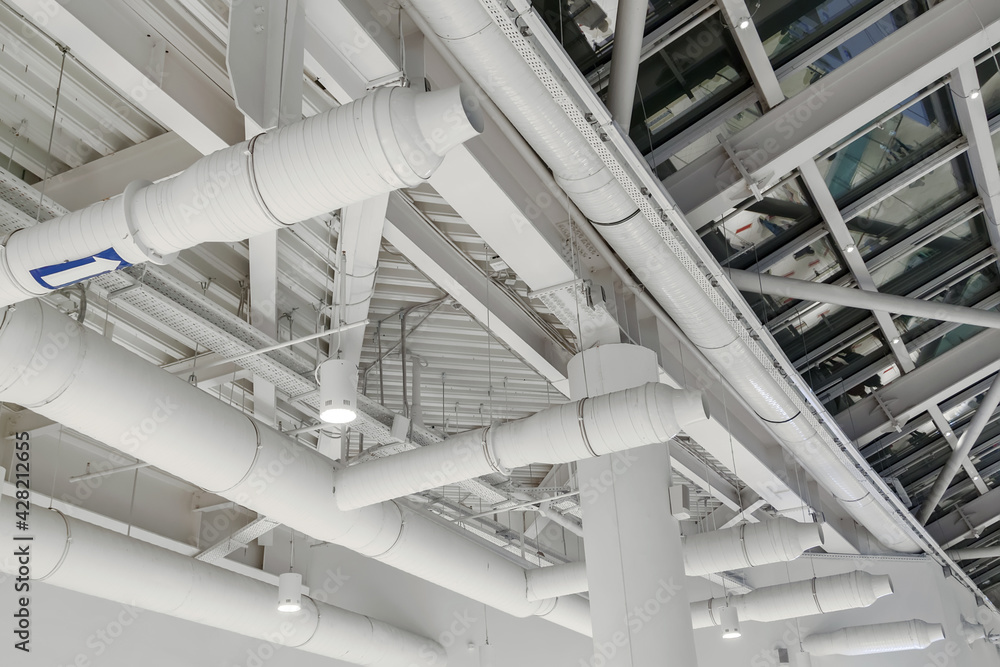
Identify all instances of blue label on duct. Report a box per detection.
[29,247,131,290]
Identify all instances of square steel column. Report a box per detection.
[573,344,698,666]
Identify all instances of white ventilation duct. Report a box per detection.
[334,383,709,510]
[0,496,444,667]
[0,84,482,307]
[947,547,1000,561]
[405,0,921,553]
[0,301,589,636]
[683,518,825,577]
[525,562,589,602]
[691,571,893,629]
[802,620,946,656]
[523,519,825,603]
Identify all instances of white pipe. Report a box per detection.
[606,0,647,130]
[691,571,894,629]
[516,519,828,604]
[802,620,946,656]
[405,0,921,553]
[730,269,1000,330]
[919,375,1000,524]
[525,562,589,602]
[0,300,590,636]
[683,518,825,577]
[333,383,709,510]
[0,84,483,306]
[947,547,1000,561]
[0,497,445,667]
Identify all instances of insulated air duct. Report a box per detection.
[334,383,709,510]
[522,519,826,603]
[691,571,893,629]
[0,83,482,306]
[947,547,1000,561]
[801,620,946,656]
[683,518,825,576]
[525,562,589,602]
[0,497,445,667]
[405,0,921,553]
[0,301,589,636]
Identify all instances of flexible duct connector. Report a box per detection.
[802,620,946,656]
[0,84,483,306]
[334,382,709,510]
[405,0,921,553]
[0,301,589,635]
[691,571,893,629]
[683,518,825,576]
[0,497,444,667]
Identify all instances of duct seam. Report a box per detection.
[205,416,264,495]
[576,399,598,458]
[293,597,323,649]
[245,133,288,227]
[36,508,71,581]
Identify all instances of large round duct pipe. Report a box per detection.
[0,83,483,307]
[801,620,946,656]
[404,0,921,553]
[525,562,589,602]
[334,383,709,510]
[0,497,445,667]
[0,301,589,636]
[691,571,894,629]
[683,518,825,577]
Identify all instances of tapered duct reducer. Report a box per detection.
[683,518,825,576]
[802,620,946,656]
[0,84,483,306]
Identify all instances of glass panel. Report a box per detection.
[865,416,938,471]
[848,156,975,260]
[977,45,1000,120]
[747,236,845,322]
[809,331,891,414]
[656,102,762,176]
[900,266,1000,366]
[701,177,821,269]
[755,0,882,68]
[629,14,750,154]
[778,0,928,98]
[772,302,870,361]
[816,87,963,206]
[870,214,990,294]
[533,0,702,76]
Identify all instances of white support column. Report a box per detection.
[573,344,697,667]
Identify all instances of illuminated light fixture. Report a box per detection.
[721,605,741,639]
[319,358,359,424]
[892,337,901,345]
[945,432,952,437]
[277,572,303,613]
[970,89,981,100]
[738,16,751,29]
[844,244,856,254]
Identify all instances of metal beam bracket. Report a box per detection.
[718,134,771,202]
[872,391,903,432]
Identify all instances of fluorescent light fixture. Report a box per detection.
[721,605,741,639]
[319,358,359,424]
[738,17,751,29]
[277,572,303,613]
